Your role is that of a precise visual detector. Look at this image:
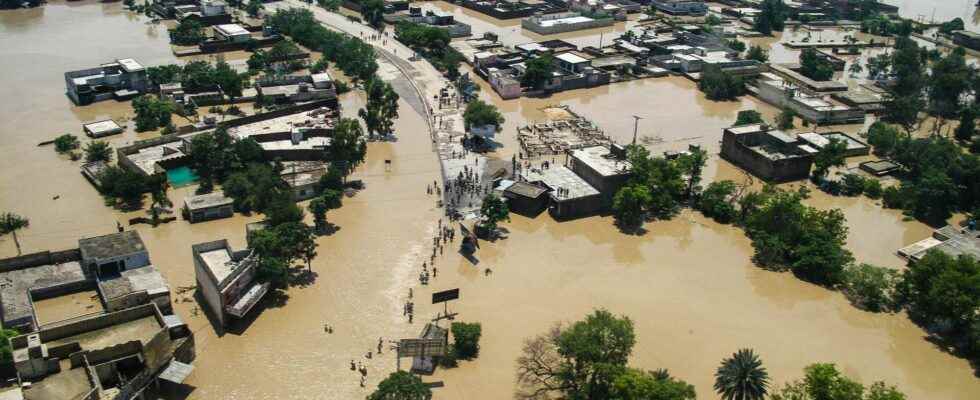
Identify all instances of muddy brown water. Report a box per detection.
[0,2,977,399]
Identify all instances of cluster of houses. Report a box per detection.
[386,6,473,38]
[0,231,195,399]
[720,123,869,182]
[496,144,634,219]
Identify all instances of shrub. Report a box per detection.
[881,186,904,209]
[842,263,898,312]
[841,173,866,196]
[54,134,80,154]
[451,322,482,360]
[863,179,882,199]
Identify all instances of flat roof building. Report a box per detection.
[899,226,980,262]
[183,191,234,223]
[64,59,149,105]
[721,124,814,182]
[83,120,124,138]
[9,303,194,400]
[568,145,632,208]
[521,165,601,219]
[79,230,149,278]
[214,23,251,43]
[192,240,269,329]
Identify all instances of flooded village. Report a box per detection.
[1,1,980,400]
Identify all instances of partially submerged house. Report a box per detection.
[64,58,149,105]
[651,0,707,16]
[899,225,980,262]
[183,191,235,223]
[753,73,866,125]
[720,124,815,182]
[8,303,194,400]
[0,230,172,332]
[568,145,632,207]
[192,240,269,328]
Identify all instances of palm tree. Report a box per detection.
[0,213,30,255]
[714,348,770,400]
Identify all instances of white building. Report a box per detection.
[214,24,251,43]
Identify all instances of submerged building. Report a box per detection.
[8,303,194,400]
[64,59,149,105]
[721,124,815,182]
[192,240,269,329]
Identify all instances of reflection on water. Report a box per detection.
[0,1,978,400]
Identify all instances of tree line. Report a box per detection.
[394,21,465,79]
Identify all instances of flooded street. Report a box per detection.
[0,1,978,399]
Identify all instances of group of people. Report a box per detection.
[445,166,488,210]
[350,337,389,388]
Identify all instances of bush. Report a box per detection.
[451,322,482,360]
[841,173,866,196]
[698,65,745,100]
[863,179,882,199]
[699,180,738,224]
[734,110,763,126]
[54,134,80,154]
[881,186,905,209]
[843,263,898,312]
[437,345,458,368]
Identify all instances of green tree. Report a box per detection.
[699,180,738,224]
[325,118,368,178]
[714,349,770,400]
[939,17,966,35]
[368,371,432,400]
[0,213,29,255]
[753,0,787,35]
[865,122,902,156]
[169,19,205,45]
[610,368,696,400]
[800,49,834,81]
[359,78,400,138]
[463,100,505,132]
[479,194,509,233]
[803,363,865,400]
[0,328,19,365]
[955,106,976,142]
[897,250,980,334]
[360,0,385,28]
[735,110,764,126]
[776,108,796,130]
[308,189,342,232]
[865,382,906,400]
[522,54,555,90]
[842,263,898,312]
[147,64,182,86]
[245,0,263,17]
[213,61,244,98]
[746,45,769,63]
[54,134,80,154]
[699,65,745,101]
[187,133,218,193]
[928,47,970,118]
[84,140,112,163]
[811,138,847,180]
[132,95,175,132]
[97,166,147,209]
[451,322,482,359]
[676,148,707,198]
[910,168,958,223]
[613,183,652,231]
[521,309,635,399]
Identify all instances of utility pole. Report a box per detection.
[631,115,643,146]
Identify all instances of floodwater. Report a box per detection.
[0,1,977,400]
